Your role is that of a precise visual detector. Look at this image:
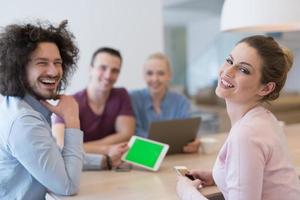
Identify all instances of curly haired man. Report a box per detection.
[0,20,83,199]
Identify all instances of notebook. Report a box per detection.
[148,117,201,154]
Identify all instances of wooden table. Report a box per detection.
[48,124,300,200]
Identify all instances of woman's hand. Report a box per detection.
[189,170,215,187]
[183,139,201,153]
[176,176,203,200]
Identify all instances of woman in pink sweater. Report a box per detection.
[177,35,300,200]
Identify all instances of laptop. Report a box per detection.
[148,117,201,154]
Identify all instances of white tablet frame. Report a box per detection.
[122,136,169,171]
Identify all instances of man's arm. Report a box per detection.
[10,96,83,196]
[10,118,84,196]
[52,116,135,155]
[52,123,109,155]
[52,123,65,149]
[83,115,135,154]
[52,123,114,171]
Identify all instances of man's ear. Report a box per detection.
[89,65,94,74]
[258,82,276,97]
[88,65,94,79]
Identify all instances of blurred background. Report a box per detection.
[1,0,300,133]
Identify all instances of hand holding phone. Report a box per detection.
[174,166,195,180]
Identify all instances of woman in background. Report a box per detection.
[130,53,200,153]
[176,35,300,199]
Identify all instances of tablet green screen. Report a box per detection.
[125,138,164,168]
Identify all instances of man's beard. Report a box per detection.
[24,76,61,100]
[27,87,59,100]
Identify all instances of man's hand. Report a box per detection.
[41,95,80,129]
[107,142,128,167]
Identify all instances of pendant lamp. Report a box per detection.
[220,0,300,32]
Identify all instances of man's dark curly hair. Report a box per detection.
[0,20,79,97]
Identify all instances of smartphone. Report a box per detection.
[173,166,195,180]
[114,162,132,172]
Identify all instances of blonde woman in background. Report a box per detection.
[130,53,200,153]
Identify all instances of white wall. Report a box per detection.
[187,17,220,94]
[279,32,300,92]
[0,0,164,96]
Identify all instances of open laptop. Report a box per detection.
[148,117,201,154]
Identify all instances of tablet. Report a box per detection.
[122,136,169,171]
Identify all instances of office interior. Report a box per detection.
[1,0,300,134]
[1,1,300,199]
